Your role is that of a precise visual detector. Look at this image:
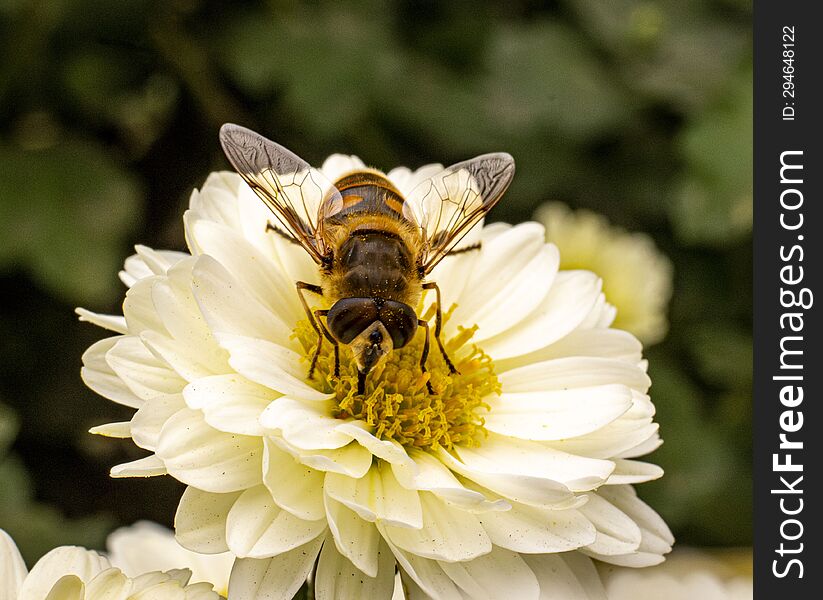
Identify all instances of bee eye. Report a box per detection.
[379,301,418,349]
[326,298,379,344]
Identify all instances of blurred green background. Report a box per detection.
[0,0,751,564]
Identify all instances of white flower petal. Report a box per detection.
[226,485,326,558]
[384,539,462,600]
[82,569,129,598]
[382,492,491,562]
[0,530,27,600]
[437,447,575,510]
[107,521,232,590]
[320,154,367,182]
[191,255,294,346]
[606,459,664,484]
[578,493,642,556]
[43,575,85,600]
[81,337,143,408]
[324,496,381,577]
[76,308,128,334]
[314,535,395,600]
[88,421,132,438]
[269,436,373,478]
[131,394,186,451]
[263,438,326,521]
[477,501,595,554]
[437,546,540,600]
[334,423,416,477]
[453,434,615,493]
[107,336,187,400]
[523,553,607,600]
[260,398,353,449]
[395,449,508,512]
[110,454,168,478]
[141,330,218,383]
[174,487,241,554]
[185,218,303,324]
[585,486,673,567]
[452,223,559,342]
[157,409,263,493]
[386,163,443,197]
[184,375,275,437]
[18,547,110,600]
[122,276,168,337]
[499,356,650,393]
[485,384,633,441]
[481,271,602,361]
[218,335,331,402]
[324,462,423,529]
[228,537,324,600]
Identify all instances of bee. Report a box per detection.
[219,124,514,395]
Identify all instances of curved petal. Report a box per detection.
[498,356,650,393]
[260,398,353,449]
[107,336,187,400]
[191,255,294,347]
[437,546,539,600]
[157,409,263,493]
[184,375,276,437]
[451,433,614,493]
[481,271,602,361]
[484,384,633,441]
[80,337,143,408]
[110,454,167,478]
[523,553,607,600]
[131,394,186,451]
[218,335,331,402]
[324,496,381,577]
[226,485,326,558]
[381,493,491,562]
[263,438,326,521]
[0,530,27,600]
[228,536,323,600]
[174,487,241,554]
[18,547,110,600]
[578,493,642,556]
[477,501,595,553]
[314,535,395,600]
[324,462,423,529]
[76,308,127,334]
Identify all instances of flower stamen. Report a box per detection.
[294,305,500,450]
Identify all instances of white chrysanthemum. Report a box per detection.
[80,156,672,600]
[107,521,233,597]
[535,202,673,345]
[600,548,752,600]
[0,529,220,600]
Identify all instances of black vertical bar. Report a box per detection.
[754,1,822,597]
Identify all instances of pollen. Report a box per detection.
[293,305,500,450]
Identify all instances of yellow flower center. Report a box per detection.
[294,305,499,450]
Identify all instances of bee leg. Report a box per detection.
[314,309,340,379]
[417,319,435,395]
[357,371,367,396]
[422,282,458,375]
[295,281,325,379]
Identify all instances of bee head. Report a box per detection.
[350,320,394,377]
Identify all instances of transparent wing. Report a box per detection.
[403,152,515,274]
[219,123,343,263]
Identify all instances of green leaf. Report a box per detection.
[670,67,752,246]
[0,140,141,306]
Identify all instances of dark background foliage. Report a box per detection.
[0,0,752,564]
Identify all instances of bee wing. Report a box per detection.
[403,152,515,274]
[219,123,343,263]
